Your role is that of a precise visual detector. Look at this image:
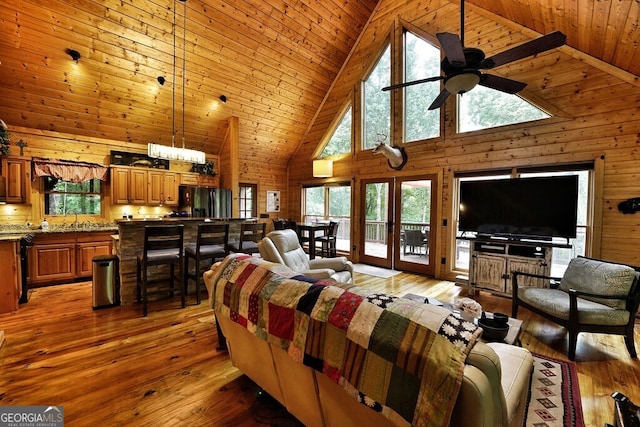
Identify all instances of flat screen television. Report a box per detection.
[459,175,579,240]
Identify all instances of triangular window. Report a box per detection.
[320,106,352,158]
[458,86,550,132]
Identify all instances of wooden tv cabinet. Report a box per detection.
[465,237,569,298]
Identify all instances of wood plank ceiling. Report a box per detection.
[0,0,639,165]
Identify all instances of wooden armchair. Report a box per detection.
[512,256,640,360]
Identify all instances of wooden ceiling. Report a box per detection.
[0,0,639,165]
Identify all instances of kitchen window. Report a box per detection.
[44,177,102,215]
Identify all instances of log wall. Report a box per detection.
[287,0,640,279]
[0,126,222,226]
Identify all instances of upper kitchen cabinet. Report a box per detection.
[111,166,147,205]
[1,157,30,203]
[111,166,180,206]
[148,170,178,206]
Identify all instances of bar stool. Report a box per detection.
[136,224,184,317]
[227,222,265,255]
[184,223,229,304]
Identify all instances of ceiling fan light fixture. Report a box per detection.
[444,72,480,94]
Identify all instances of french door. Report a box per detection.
[359,176,436,275]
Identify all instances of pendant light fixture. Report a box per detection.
[148,0,206,164]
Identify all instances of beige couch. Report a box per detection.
[205,255,533,427]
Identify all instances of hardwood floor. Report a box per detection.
[1,271,638,426]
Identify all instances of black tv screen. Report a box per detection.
[459,175,579,239]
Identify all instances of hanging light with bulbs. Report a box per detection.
[148,0,206,164]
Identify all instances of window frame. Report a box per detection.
[451,162,596,277]
[238,183,257,219]
[361,42,391,151]
[43,177,103,216]
[302,182,352,254]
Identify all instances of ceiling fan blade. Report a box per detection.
[382,76,444,92]
[436,32,466,67]
[428,89,451,110]
[479,73,527,94]
[482,31,566,69]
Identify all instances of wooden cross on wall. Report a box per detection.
[16,139,27,156]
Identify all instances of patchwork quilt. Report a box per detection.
[209,254,481,426]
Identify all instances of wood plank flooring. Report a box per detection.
[1,271,639,426]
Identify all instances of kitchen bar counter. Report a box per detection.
[116,217,258,306]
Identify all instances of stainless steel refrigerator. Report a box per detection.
[179,186,232,218]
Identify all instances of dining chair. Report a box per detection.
[316,221,339,257]
[184,223,229,304]
[136,224,184,317]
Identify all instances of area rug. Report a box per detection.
[526,353,584,427]
[352,263,402,278]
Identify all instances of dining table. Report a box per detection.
[296,222,329,259]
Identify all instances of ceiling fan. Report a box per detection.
[382,0,566,110]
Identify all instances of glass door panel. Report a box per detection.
[360,178,393,268]
[394,177,436,275]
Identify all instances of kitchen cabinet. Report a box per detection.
[0,240,21,313]
[468,239,553,297]
[179,172,219,188]
[111,166,180,205]
[111,166,147,204]
[29,231,113,286]
[148,170,178,206]
[76,233,113,276]
[180,172,198,186]
[1,157,30,203]
[30,241,76,285]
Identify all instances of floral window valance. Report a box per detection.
[32,157,109,183]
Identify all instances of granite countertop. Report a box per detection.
[0,223,119,238]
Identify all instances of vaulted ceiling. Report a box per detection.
[1,0,639,165]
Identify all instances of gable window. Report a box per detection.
[363,44,391,149]
[404,31,441,142]
[239,183,257,218]
[457,86,550,132]
[320,106,352,158]
[44,177,102,216]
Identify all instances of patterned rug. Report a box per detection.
[526,353,584,427]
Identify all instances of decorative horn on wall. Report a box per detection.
[372,142,408,170]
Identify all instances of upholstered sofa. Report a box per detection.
[204,254,533,427]
[258,229,354,284]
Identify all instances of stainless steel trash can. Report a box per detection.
[92,255,119,309]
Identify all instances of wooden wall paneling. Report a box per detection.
[286,0,640,277]
[228,116,239,217]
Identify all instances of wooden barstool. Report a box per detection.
[227,222,265,255]
[136,224,184,317]
[184,223,229,304]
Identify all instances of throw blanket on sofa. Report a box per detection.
[209,254,481,426]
